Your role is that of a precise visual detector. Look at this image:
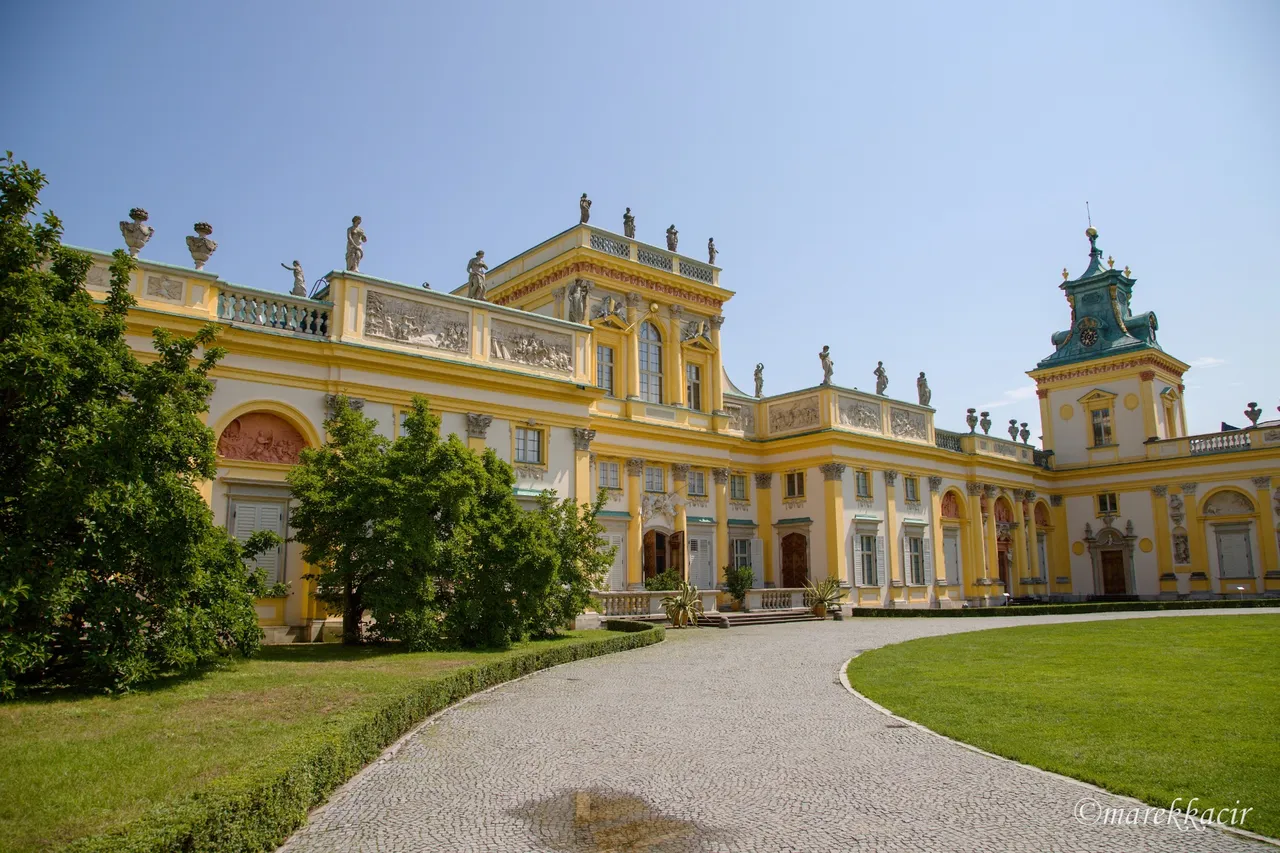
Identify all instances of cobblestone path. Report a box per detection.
[280,610,1277,852]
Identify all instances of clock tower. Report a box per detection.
[1029,229,1189,467]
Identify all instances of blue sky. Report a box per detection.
[4,1,1276,435]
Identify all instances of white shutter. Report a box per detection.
[689,538,702,588]
[606,533,626,590]
[230,500,285,584]
[876,535,886,585]
[700,537,714,588]
[944,529,961,585]
[901,538,908,583]
[750,538,764,587]
[923,538,932,582]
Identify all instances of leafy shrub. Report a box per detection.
[644,568,684,591]
[723,564,755,610]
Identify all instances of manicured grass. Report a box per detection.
[846,615,1280,840]
[0,631,636,852]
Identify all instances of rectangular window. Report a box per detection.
[1091,407,1113,446]
[514,427,543,464]
[645,466,665,493]
[908,536,924,584]
[904,476,919,502]
[1097,492,1118,514]
[596,345,615,397]
[597,460,620,489]
[859,534,877,585]
[733,538,752,569]
[688,470,707,497]
[785,471,805,498]
[686,363,702,411]
[856,470,871,499]
[730,474,748,502]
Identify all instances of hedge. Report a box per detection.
[845,598,1279,618]
[64,624,663,853]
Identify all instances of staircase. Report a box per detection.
[696,608,825,629]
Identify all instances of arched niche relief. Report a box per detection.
[940,490,963,519]
[1200,489,1258,580]
[217,412,307,465]
[1201,490,1255,517]
[1034,502,1051,528]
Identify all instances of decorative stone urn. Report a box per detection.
[119,207,153,256]
[185,222,217,269]
[1244,402,1262,426]
[1008,419,1019,441]
[1019,422,1031,444]
[979,411,992,435]
[966,408,978,434]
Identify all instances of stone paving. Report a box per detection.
[279,610,1279,852]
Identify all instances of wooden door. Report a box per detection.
[668,531,685,579]
[781,532,808,588]
[643,531,659,580]
[996,545,1010,591]
[1100,549,1126,594]
[943,528,962,586]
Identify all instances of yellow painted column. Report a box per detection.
[1254,476,1278,573]
[672,464,689,581]
[927,476,944,604]
[884,470,900,601]
[625,458,645,588]
[709,315,725,412]
[713,468,730,584]
[1025,491,1041,585]
[1012,491,1029,596]
[668,306,685,408]
[966,484,987,591]
[465,413,490,453]
[820,463,847,583]
[1180,483,1210,587]
[755,472,774,584]
[1036,389,1054,454]
[625,294,642,399]
[1150,486,1172,574]
[983,486,999,593]
[1049,495,1070,591]
[1138,370,1158,440]
[573,428,594,507]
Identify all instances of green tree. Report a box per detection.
[0,153,267,695]
[527,489,613,637]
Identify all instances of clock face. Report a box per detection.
[1080,326,1098,347]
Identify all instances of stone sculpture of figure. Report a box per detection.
[567,279,590,323]
[579,193,592,224]
[281,260,307,297]
[707,238,718,265]
[119,207,154,257]
[754,363,764,398]
[466,250,489,300]
[623,207,635,238]
[917,371,931,406]
[819,346,834,385]
[666,224,678,252]
[345,216,367,272]
[874,361,888,396]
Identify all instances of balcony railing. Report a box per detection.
[217,285,331,337]
[1189,430,1252,455]
[935,429,964,452]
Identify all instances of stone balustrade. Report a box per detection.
[592,589,719,619]
[217,284,330,337]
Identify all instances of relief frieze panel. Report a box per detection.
[838,397,882,433]
[768,396,819,433]
[490,319,573,374]
[889,407,928,441]
[364,290,470,353]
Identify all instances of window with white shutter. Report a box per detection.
[750,538,764,587]
[875,535,886,585]
[230,499,287,585]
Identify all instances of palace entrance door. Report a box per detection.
[780,532,809,588]
[996,543,1011,591]
[1100,549,1127,594]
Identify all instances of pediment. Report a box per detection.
[681,335,715,353]
[591,313,628,332]
[1077,388,1117,404]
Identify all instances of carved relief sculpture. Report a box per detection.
[929,475,943,493]
[592,293,625,322]
[145,275,183,302]
[466,250,488,300]
[217,413,305,464]
[573,428,596,451]
[874,361,888,396]
[466,413,493,438]
[890,408,927,441]
[185,222,217,269]
[941,492,960,517]
[364,291,470,353]
[839,398,882,432]
[917,372,931,406]
[281,260,307,296]
[819,346,834,385]
[768,397,820,433]
[567,279,591,323]
[346,216,366,272]
[119,208,153,256]
[490,319,573,374]
[754,472,773,489]
[820,462,846,481]
[1202,491,1254,516]
[324,394,366,417]
[1173,532,1191,564]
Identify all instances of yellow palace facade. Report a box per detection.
[81,214,1279,638]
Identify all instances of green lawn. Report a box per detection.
[0,632,627,852]
[846,615,1280,840]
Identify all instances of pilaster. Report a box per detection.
[672,463,690,580]
[1253,476,1278,574]
[884,470,900,601]
[755,472,774,585]
[1024,490,1040,588]
[966,483,987,592]
[820,463,847,583]
[625,458,644,587]
[713,468,730,585]
[928,476,944,605]
[1180,483,1209,587]
[1049,494,1070,592]
[1011,491,1029,596]
[465,413,492,453]
[667,305,685,408]
[709,315,725,413]
[573,428,595,506]
[983,485,999,593]
[1150,485,1171,575]
[625,293,642,400]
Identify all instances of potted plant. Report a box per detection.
[660,581,704,628]
[723,563,754,612]
[803,577,845,619]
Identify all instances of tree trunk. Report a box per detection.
[343,582,363,645]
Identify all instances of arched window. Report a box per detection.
[639,321,663,404]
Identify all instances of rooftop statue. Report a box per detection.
[466,250,488,301]
[119,207,153,257]
[666,224,678,252]
[567,279,591,323]
[345,216,366,272]
[819,346,834,385]
[875,361,888,396]
[754,363,764,398]
[623,207,635,238]
[917,371,931,406]
[579,193,592,224]
[707,238,717,265]
[281,260,307,296]
[185,222,216,269]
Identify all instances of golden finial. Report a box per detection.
[1062,267,1069,280]
[1123,265,1131,277]
[1107,255,1114,268]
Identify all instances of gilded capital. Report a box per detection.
[625,458,646,476]
[883,469,899,486]
[819,462,846,481]
[1150,485,1168,498]
[465,412,492,438]
[572,428,596,451]
[711,467,730,484]
[1253,476,1272,490]
[754,472,774,489]
[928,475,943,493]
[1180,482,1198,496]
[966,482,984,496]
[671,463,690,481]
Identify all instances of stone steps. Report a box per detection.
[696,608,825,629]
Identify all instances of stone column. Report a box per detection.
[966,484,987,590]
[709,315,726,413]
[625,458,645,588]
[1253,476,1278,575]
[1180,483,1209,588]
[625,293,642,400]
[928,476,944,605]
[1138,369,1159,439]
[1011,490,1029,597]
[755,472,775,585]
[884,470,900,604]
[573,428,595,506]
[1049,494,1069,591]
[672,463,690,580]
[667,305,685,407]
[1036,388,1054,454]
[983,485,999,593]
[713,467,730,585]
[820,463,847,583]
[465,413,492,454]
[1024,490,1040,588]
[1150,485,1172,575]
